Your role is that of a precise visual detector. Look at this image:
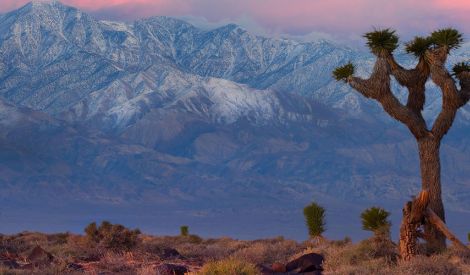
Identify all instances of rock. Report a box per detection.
[257,264,274,274]
[161,248,183,259]
[0,259,20,269]
[154,263,188,275]
[285,253,324,274]
[271,262,287,273]
[67,262,85,271]
[0,253,20,269]
[27,246,55,267]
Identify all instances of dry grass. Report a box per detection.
[198,258,259,275]
[1,232,470,274]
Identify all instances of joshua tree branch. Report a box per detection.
[425,208,470,253]
[457,72,470,107]
[427,48,464,140]
[387,55,429,114]
[348,57,428,139]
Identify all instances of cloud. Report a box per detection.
[1,0,469,39]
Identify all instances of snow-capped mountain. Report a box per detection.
[0,1,469,239]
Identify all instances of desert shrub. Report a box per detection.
[322,238,397,273]
[84,221,141,251]
[0,233,44,254]
[357,239,397,263]
[180,226,189,237]
[94,252,134,274]
[178,238,246,260]
[360,207,391,239]
[232,238,299,265]
[199,258,259,275]
[330,236,352,247]
[303,202,326,239]
[46,233,69,245]
[468,232,470,243]
[325,258,391,275]
[188,234,203,244]
[393,255,461,275]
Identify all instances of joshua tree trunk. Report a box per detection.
[399,189,469,260]
[418,137,446,251]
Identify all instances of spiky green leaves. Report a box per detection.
[303,202,326,238]
[363,29,399,55]
[405,36,433,58]
[430,28,463,51]
[360,207,391,233]
[452,61,470,76]
[333,62,355,82]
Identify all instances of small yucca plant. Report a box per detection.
[303,202,326,239]
[180,225,189,237]
[363,28,399,55]
[452,61,470,77]
[361,207,391,236]
[333,62,355,82]
[430,28,463,51]
[405,36,433,58]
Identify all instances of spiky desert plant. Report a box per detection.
[363,28,399,55]
[180,225,189,237]
[452,61,470,76]
[361,207,391,235]
[333,62,355,82]
[430,28,463,51]
[405,36,433,58]
[468,232,470,243]
[333,27,469,255]
[303,202,326,240]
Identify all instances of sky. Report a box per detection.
[1,0,469,41]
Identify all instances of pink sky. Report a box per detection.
[1,0,469,38]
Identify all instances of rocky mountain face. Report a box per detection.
[0,1,469,240]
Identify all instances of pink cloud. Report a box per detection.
[1,0,468,37]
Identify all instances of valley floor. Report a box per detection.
[1,229,469,274]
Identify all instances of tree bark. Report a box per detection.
[399,190,429,260]
[399,201,419,260]
[418,137,446,252]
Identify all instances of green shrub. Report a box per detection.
[180,226,189,237]
[199,258,259,275]
[360,207,391,238]
[84,221,141,251]
[303,202,326,239]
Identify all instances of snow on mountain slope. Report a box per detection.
[1,1,468,125]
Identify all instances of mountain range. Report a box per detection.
[0,1,469,240]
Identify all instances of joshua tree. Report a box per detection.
[361,207,391,239]
[333,28,470,254]
[303,202,326,241]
